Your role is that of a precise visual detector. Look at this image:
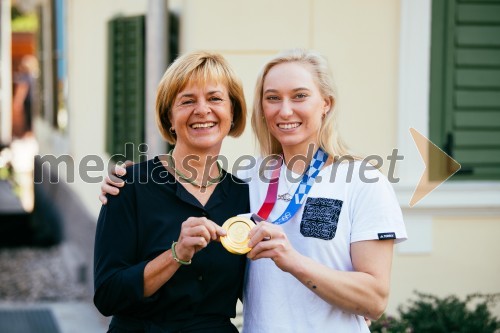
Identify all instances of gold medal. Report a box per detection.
[220,216,255,254]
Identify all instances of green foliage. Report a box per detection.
[371,292,500,333]
[370,314,411,333]
[0,148,13,181]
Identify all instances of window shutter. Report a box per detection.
[106,16,145,162]
[430,0,500,180]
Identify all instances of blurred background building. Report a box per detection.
[0,0,499,331]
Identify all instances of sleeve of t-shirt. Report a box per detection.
[93,168,155,317]
[349,165,407,244]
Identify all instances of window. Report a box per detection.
[429,0,500,180]
[106,15,146,161]
[106,13,179,161]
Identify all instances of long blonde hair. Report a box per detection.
[251,49,349,158]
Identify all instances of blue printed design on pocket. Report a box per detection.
[300,197,343,240]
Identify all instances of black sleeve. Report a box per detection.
[93,175,152,317]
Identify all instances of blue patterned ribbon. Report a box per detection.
[272,148,329,225]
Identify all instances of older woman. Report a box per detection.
[94,51,249,332]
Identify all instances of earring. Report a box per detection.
[230,121,235,129]
[169,127,175,134]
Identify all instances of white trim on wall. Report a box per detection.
[397,0,431,189]
[396,0,500,213]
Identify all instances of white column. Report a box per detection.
[0,0,12,144]
[146,0,169,157]
[396,0,432,189]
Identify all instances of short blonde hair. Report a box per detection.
[156,51,246,144]
[251,49,349,158]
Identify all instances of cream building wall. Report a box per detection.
[183,0,400,166]
[393,216,500,316]
[36,0,149,216]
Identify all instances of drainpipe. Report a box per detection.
[145,0,169,157]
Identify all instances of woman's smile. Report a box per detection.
[276,122,302,130]
[190,121,217,130]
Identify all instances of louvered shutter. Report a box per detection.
[429,0,500,180]
[106,16,145,161]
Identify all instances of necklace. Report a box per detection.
[167,150,223,188]
[277,166,296,202]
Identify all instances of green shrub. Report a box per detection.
[370,292,500,333]
[370,314,411,333]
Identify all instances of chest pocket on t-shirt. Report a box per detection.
[300,197,343,240]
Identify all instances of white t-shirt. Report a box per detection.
[236,159,407,333]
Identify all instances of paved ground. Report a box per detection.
[0,301,108,333]
[0,244,108,333]
[0,137,108,332]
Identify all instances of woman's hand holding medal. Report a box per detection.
[175,217,227,262]
[246,221,301,273]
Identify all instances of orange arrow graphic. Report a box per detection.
[409,128,461,207]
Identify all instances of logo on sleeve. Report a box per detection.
[378,232,396,240]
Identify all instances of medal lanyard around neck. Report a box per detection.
[253,148,329,225]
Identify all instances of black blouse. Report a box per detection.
[94,157,250,332]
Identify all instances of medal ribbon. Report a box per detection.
[254,156,282,221]
[253,148,329,225]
